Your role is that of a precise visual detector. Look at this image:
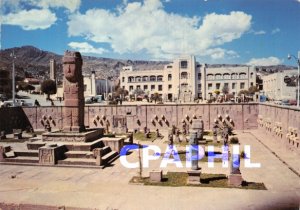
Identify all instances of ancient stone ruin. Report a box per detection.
[62,51,85,132]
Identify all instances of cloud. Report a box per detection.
[271,28,280,34]
[68,42,107,54]
[253,30,266,35]
[204,48,239,60]
[1,0,80,30]
[30,0,81,12]
[67,0,251,60]
[246,57,283,66]
[2,9,57,30]
[1,0,81,13]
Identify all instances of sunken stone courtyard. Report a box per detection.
[0,51,299,210]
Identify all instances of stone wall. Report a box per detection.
[21,103,259,131]
[258,104,300,150]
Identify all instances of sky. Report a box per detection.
[1,0,300,66]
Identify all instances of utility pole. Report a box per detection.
[10,51,16,107]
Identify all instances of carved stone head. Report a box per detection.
[63,51,82,83]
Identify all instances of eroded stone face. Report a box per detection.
[62,51,85,132]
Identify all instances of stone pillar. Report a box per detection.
[228,155,243,186]
[93,148,104,166]
[0,146,5,161]
[62,51,85,132]
[189,130,199,170]
[212,119,219,143]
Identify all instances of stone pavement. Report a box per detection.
[0,131,299,210]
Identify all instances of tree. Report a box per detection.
[132,89,145,96]
[213,90,220,95]
[112,85,128,99]
[151,92,160,104]
[248,86,259,95]
[222,85,229,94]
[238,89,249,96]
[17,81,35,92]
[41,79,57,100]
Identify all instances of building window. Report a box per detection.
[129,86,133,91]
[158,85,163,91]
[232,83,236,89]
[151,85,155,91]
[168,84,172,90]
[198,84,201,90]
[215,74,222,80]
[181,72,188,79]
[135,76,141,82]
[240,82,245,89]
[168,74,172,81]
[128,77,134,83]
[84,84,87,91]
[224,83,229,87]
[250,82,253,87]
[150,76,156,82]
[208,83,212,90]
[198,73,201,80]
[122,77,125,82]
[144,85,148,90]
[250,72,254,79]
[157,75,163,81]
[137,85,141,89]
[180,60,188,69]
[239,73,246,79]
[223,73,230,79]
[216,83,221,90]
[207,74,214,80]
[142,76,148,81]
[167,65,172,69]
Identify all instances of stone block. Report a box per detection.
[187,170,201,184]
[228,174,243,187]
[149,170,162,183]
[0,146,5,161]
[14,132,22,139]
[39,144,65,165]
[101,137,124,153]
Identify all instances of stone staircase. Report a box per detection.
[0,139,119,168]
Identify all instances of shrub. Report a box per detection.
[229,137,239,144]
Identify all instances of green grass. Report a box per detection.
[133,132,157,141]
[130,172,266,190]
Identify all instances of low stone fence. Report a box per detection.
[258,104,300,151]
[19,103,258,132]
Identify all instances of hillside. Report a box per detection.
[0,46,168,81]
[0,46,296,82]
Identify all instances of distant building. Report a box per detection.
[120,55,256,101]
[83,71,113,98]
[50,59,56,81]
[24,78,40,85]
[262,70,298,101]
[0,68,11,97]
[200,65,256,99]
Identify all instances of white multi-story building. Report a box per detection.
[120,56,256,101]
[262,70,298,101]
[200,65,256,99]
[83,71,113,98]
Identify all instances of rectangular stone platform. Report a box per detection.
[42,128,103,142]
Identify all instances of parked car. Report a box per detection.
[0,99,33,107]
[85,97,94,104]
[0,94,8,101]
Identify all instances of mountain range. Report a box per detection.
[0,46,296,81]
